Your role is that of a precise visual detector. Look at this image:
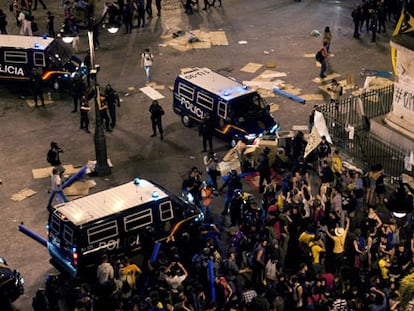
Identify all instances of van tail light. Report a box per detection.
[72,248,78,266]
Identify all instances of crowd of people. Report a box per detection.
[32,130,414,311]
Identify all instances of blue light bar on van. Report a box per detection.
[223,91,230,96]
[152,191,159,199]
[242,85,248,90]
[133,178,140,185]
[34,43,40,49]
[269,124,280,134]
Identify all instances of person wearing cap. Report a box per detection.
[149,99,165,140]
[324,217,350,274]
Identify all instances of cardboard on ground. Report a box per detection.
[11,188,37,201]
[162,30,228,52]
[312,73,341,83]
[301,94,324,101]
[139,86,165,100]
[32,164,79,179]
[64,179,96,197]
[241,63,263,73]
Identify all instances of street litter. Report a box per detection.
[310,29,321,36]
[273,87,306,104]
[11,188,37,202]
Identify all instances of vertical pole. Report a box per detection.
[88,30,110,176]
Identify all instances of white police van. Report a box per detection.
[47,178,203,278]
[0,35,82,91]
[173,67,278,145]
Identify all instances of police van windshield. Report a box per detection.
[232,94,267,119]
[46,40,72,68]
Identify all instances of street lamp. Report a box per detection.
[61,7,120,176]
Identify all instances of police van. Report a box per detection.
[0,35,82,91]
[173,67,278,145]
[47,178,203,278]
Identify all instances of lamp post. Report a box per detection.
[60,5,120,176]
[87,30,111,176]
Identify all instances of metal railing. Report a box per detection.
[317,84,413,179]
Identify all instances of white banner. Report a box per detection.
[304,111,332,158]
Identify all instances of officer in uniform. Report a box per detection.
[104,84,120,128]
[80,96,91,133]
[30,68,45,108]
[99,95,112,132]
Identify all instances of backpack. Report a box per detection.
[315,50,324,63]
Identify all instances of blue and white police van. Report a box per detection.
[0,35,82,91]
[173,67,278,145]
[46,178,203,278]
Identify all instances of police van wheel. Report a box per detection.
[181,115,192,127]
[52,79,62,92]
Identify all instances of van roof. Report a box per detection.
[0,35,54,50]
[178,67,256,100]
[54,179,169,226]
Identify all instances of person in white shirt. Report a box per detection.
[47,167,68,208]
[18,11,32,36]
[141,48,154,82]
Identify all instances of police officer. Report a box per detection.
[149,100,164,140]
[71,72,85,113]
[199,114,215,152]
[30,68,45,108]
[80,96,91,133]
[99,95,112,132]
[104,84,120,128]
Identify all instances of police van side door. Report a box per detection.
[123,207,154,253]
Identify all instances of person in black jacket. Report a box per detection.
[0,9,8,34]
[104,84,120,128]
[30,68,45,108]
[199,115,215,152]
[149,100,164,140]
